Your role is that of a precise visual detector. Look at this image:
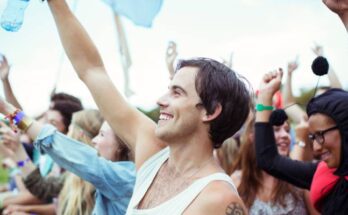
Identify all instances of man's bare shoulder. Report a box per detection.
[185,180,247,215]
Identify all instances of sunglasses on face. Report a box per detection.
[308,125,338,145]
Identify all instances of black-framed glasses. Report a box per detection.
[308,125,338,145]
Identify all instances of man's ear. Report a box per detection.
[202,103,222,122]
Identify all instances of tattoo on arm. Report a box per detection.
[225,202,245,215]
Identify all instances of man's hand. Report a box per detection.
[323,0,348,15]
[323,0,348,31]
[0,54,10,81]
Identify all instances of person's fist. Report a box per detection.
[258,69,283,98]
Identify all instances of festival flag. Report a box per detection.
[102,0,163,27]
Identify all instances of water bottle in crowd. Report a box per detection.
[1,0,30,32]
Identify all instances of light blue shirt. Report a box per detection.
[34,125,136,215]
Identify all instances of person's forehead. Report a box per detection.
[101,122,112,132]
[171,67,199,90]
[308,113,335,130]
[46,110,62,120]
[273,121,289,129]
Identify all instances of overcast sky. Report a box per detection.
[0,0,347,115]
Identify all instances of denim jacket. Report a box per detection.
[34,125,136,214]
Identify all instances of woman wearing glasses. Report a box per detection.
[255,70,348,215]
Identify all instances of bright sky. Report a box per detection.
[0,0,347,116]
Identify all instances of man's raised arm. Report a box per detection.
[47,0,165,168]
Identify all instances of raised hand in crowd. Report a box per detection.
[0,101,36,178]
[287,59,299,75]
[165,41,178,79]
[290,116,314,162]
[323,0,348,31]
[0,54,23,110]
[256,68,284,123]
[282,58,307,124]
[0,121,21,154]
[257,69,283,105]
[311,44,342,89]
[0,54,10,81]
[312,43,324,56]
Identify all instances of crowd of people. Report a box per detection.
[0,0,347,214]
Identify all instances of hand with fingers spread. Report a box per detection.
[287,60,299,75]
[311,44,343,89]
[0,54,10,81]
[165,41,178,79]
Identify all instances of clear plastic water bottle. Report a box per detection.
[1,0,30,32]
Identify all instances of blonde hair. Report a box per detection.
[58,109,103,215]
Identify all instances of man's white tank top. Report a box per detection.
[126,147,238,215]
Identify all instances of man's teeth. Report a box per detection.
[160,114,171,120]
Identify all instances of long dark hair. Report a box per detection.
[231,118,301,208]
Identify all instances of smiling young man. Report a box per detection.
[43,0,251,214]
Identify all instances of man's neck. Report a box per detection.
[137,135,220,210]
[166,136,217,178]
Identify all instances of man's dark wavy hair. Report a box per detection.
[176,58,251,148]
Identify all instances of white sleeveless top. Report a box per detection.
[126,147,238,215]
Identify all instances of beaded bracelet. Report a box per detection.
[17,157,31,168]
